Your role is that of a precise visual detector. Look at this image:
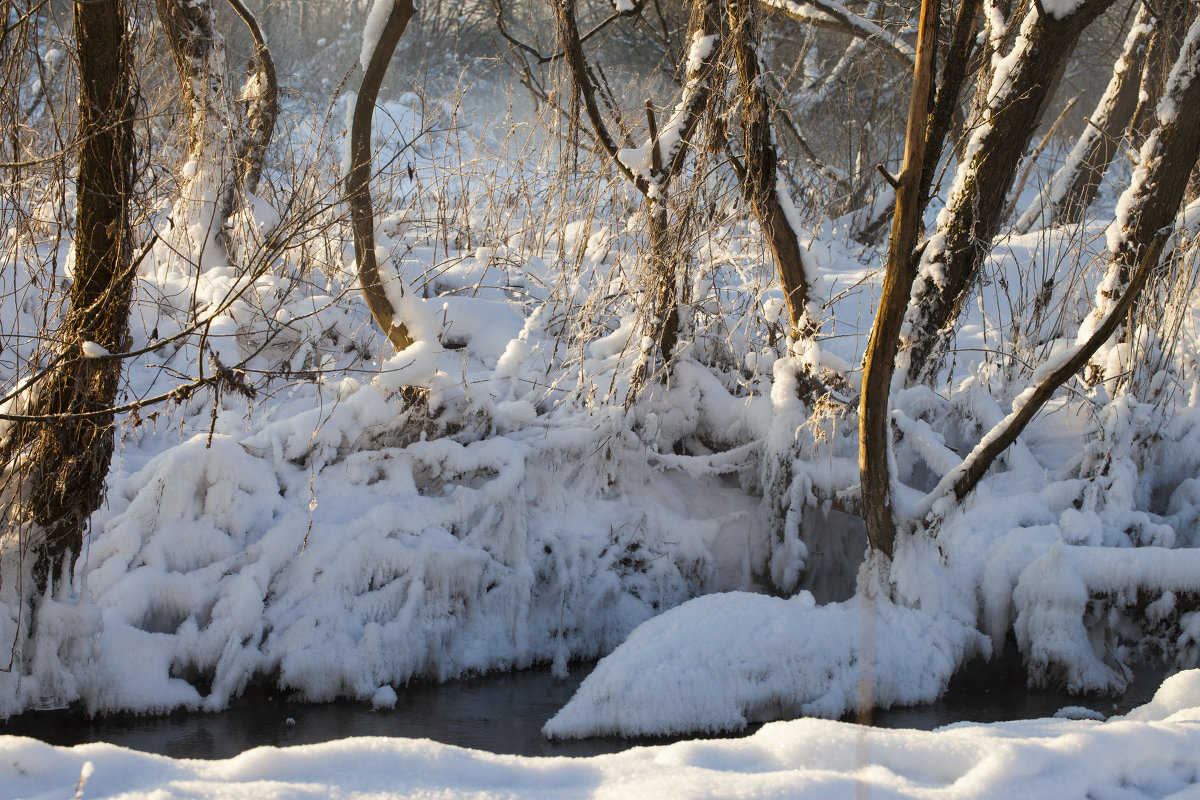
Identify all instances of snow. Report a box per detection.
[359,0,393,71]
[6,11,1200,800]
[1038,0,1086,19]
[543,590,983,738]
[80,341,110,358]
[5,670,1200,798]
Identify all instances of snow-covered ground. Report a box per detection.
[4,7,1200,797]
[5,669,1200,799]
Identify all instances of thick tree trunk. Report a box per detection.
[1080,11,1200,383]
[900,0,1115,385]
[921,10,1200,518]
[2,0,135,589]
[926,10,1200,513]
[346,0,416,353]
[1015,5,1154,233]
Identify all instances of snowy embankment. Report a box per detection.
[5,670,1200,799]
[4,48,1200,745]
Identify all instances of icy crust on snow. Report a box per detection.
[6,671,1200,799]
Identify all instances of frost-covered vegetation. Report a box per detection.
[2,0,1200,758]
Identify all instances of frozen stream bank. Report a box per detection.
[0,648,1170,760]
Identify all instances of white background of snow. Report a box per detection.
[5,670,1200,799]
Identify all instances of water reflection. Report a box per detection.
[0,649,1171,759]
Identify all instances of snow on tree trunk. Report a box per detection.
[1080,10,1200,385]
[899,0,1115,386]
[346,0,417,354]
[1130,0,1197,146]
[1015,5,1154,234]
[556,0,722,371]
[226,0,279,200]
[154,0,238,272]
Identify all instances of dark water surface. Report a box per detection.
[0,651,1171,759]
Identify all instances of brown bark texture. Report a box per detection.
[2,0,136,588]
[729,0,814,340]
[902,0,1115,385]
[347,0,416,353]
[858,0,939,558]
[1016,4,1153,232]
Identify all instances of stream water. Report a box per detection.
[0,649,1170,759]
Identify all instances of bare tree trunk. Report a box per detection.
[1015,4,1153,233]
[728,0,817,342]
[901,0,1116,385]
[859,0,938,559]
[225,0,279,198]
[346,0,416,353]
[2,0,135,589]
[917,0,984,219]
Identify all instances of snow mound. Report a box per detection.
[543,591,983,738]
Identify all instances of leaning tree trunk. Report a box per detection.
[346,0,416,353]
[916,0,983,220]
[921,10,1200,516]
[900,0,1115,386]
[858,0,938,559]
[1,0,135,590]
[1015,4,1154,233]
[1080,10,1200,385]
[1130,0,1196,146]
[728,0,818,345]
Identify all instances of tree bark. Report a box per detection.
[2,0,136,589]
[154,0,236,266]
[729,0,816,341]
[346,0,416,353]
[1015,5,1154,233]
[924,10,1200,517]
[917,0,984,221]
[859,0,938,559]
[901,0,1116,385]
[1130,0,1196,146]
[225,0,279,198]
